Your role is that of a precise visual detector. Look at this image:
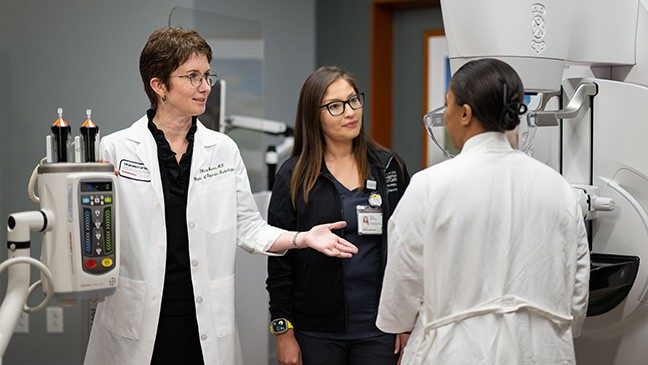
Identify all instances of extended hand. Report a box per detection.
[301,221,358,258]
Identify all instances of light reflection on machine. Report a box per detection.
[439,0,648,363]
[0,108,119,364]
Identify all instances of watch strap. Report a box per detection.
[269,318,294,335]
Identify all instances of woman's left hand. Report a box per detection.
[301,221,358,258]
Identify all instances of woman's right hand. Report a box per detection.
[276,330,302,365]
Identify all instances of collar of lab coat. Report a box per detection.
[123,115,223,206]
[124,115,221,165]
[460,131,513,155]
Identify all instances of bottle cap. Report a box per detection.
[52,107,69,127]
[81,108,97,128]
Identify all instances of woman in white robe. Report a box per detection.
[376,58,590,365]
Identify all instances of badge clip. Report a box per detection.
[368,192,382,207]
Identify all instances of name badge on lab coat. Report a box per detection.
[118,159,151,182]
[357,205,382,235]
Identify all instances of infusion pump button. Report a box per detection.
[85,259,97,269]
[101,258,113,267]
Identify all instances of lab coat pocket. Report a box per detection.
[209,274,236,338]
[99,276,147,340]
[196,176,237,233]
[119,175,156,212]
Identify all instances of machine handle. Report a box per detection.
[528,82,598,126]
[592,196,615,211]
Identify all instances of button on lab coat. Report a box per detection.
[84,116,285,365]
[377,132,590,364]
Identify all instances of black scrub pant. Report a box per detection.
[295,331,399,365]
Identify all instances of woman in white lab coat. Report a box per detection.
[376,58,590,364]
[84,27,357,365]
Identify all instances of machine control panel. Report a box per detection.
[78,180,116,274]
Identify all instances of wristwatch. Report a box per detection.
[269,318,293,335]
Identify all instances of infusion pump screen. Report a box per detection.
[81,182,113,192]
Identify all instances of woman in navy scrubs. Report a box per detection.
[266,66,410,365]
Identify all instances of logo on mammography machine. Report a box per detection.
[531,3,546,54]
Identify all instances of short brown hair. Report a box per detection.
[139,27,212,108]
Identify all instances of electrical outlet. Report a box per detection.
[14,312,29,334]
[46,306,64,334]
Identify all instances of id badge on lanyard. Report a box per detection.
[357,178,383,235]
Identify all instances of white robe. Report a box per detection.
[376,132,590,364]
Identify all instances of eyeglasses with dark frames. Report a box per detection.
[170,72,219,87]
[319,93,364,116]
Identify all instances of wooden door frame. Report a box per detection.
[370,0,440,148]
[422,28,445,166]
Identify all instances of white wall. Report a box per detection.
[0,0,314,364]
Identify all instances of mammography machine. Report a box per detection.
[0,109,119,364]
[439,0,648,363]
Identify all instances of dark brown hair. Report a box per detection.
[290,66,381,206]
[139,27,212,108]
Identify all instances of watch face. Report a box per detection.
[272,319,288,333]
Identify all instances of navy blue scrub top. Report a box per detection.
[303,173,384,340]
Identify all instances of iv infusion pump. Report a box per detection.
[0,108,119,363]
[37,164,118,301]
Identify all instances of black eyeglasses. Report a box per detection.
[170,72,219,87]
[319,93,364,116]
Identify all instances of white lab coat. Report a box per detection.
[376,132,590,365]
[84,115,285,365]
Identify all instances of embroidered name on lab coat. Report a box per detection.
[194,163,234,182]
